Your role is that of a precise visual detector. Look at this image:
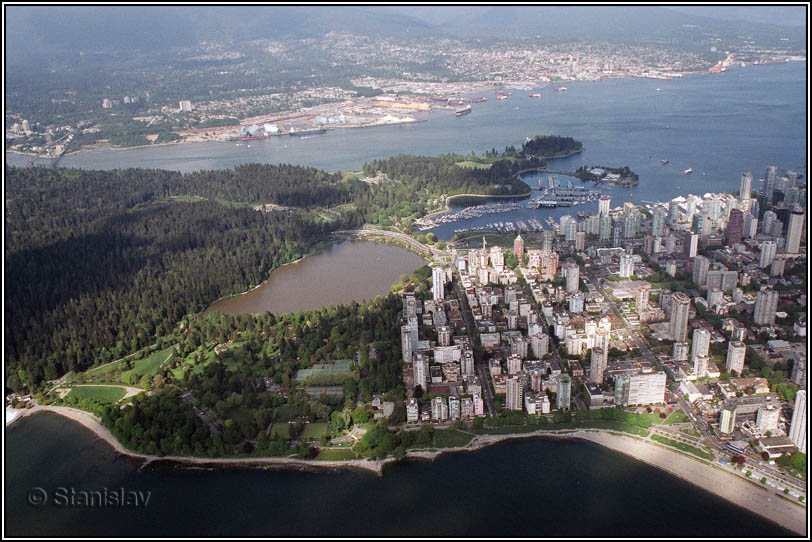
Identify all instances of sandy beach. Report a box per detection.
[8,406,806,535]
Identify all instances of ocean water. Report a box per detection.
[4,412,796,537]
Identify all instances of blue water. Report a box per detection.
[4,412,797,537]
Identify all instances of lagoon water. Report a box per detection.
[4,61,807,537]
[204,240,426,316]
[5,412,795,537]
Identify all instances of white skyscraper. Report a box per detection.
[725,341,746,375]
[786,207,805,254]
[789,390,807,453]
[759,240,777,269]
[432,266,445,301]
[599,195,611,217]
[754,289,780,326]
[506,376,524,411]
[765,165,778,204]
[564,262,580,293]
[669,292,691,342]
[618,254,634,278]
[740,170,752,205]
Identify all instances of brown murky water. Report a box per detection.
[204,240,426,316]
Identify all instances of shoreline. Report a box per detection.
[8,407,805,535]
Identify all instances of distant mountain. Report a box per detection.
[5,5,805,68]
[664,6,806,27]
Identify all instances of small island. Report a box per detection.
[575,164,639,186]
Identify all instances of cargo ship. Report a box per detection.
[240,134,269,141]
[455,105,472,116]
[289,127,327,136]
[471,97,487,103]
[528,93,541,98]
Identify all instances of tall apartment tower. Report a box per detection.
[514,233,525,262]
[564,262,580,293]
[764,166,778,204]
[599,195,611,217]
[432,266,445,301]
[753,289,780,326]
[669,292,691,342]
[789,390,807,453]
[786,206,805,254]
[591,347,607,385]
[725,341,746,375]
[740,170,753,207]
[652,206,666,237]
[557,374,571,411]
[413,353,429,392]
[506,376,524,411]
[759,240,777,269]
[726,208,743,246]
[692,255,711,287]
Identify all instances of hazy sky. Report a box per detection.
[664,5,806,27]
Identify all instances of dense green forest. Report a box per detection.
[5,164,363,387]
[521,135,583,158]
[5,145,538,389]
[98,294,405,457]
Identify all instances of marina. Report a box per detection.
[454,217,547,235]
[415,201,524,230]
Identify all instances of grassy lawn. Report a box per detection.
[300,422,329,440]
[680,428,701,437]
[274,405,303,421]
[455,160,492,170]
[651,434,712,460]
[68,386,126,404]
[122,345,175,381]
[662,410,689,424]
[314,448,359,461]
[433,429,474,448]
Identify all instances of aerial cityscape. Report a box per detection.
[4,4,808,539]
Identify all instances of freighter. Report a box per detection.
[455,105,472,116]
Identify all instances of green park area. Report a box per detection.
[121,345,176,384]
[67,385,126,404]
[455,160,493,169]
[651,434,712,460]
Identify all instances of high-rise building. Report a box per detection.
[691,328,710,375]
[591,347,607,385]
[789,390,807,453]
[611,224,622,247]
[401,326,414,363]
[557,374,571,410]
[756,405,780,432]
[743,213,758,238]
[565,219,577,242]
[762,210,777,235]
[725,341,746,375]
[624,209,639,238]
[437,325,452,347]
[792,357,807,386]
[615,372,666,406]
[759,240,777,268]
[619,254,634,278]
[652,206,666,237]
[599,195,611,217]
[636,284,650,312]
[413,353,429,392]
[740,171,753,206]
[514,233,524,262]
[575,231,586,252]
[692,255,711,287]
[179,100,193,111]
[432,266,445,301]
[726,208,743,245]
[786,206,805,254]
[564,262,580,293]
[506,376,524,411]
[719,400,737,434]
[669,292,691,342]
[672,341,689,361]
[753,289,780,326]
[764,165,778,204]
[542,230,554,253]
[668,200,680,226]
[531,333,549,359]
[599,215,612,240]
